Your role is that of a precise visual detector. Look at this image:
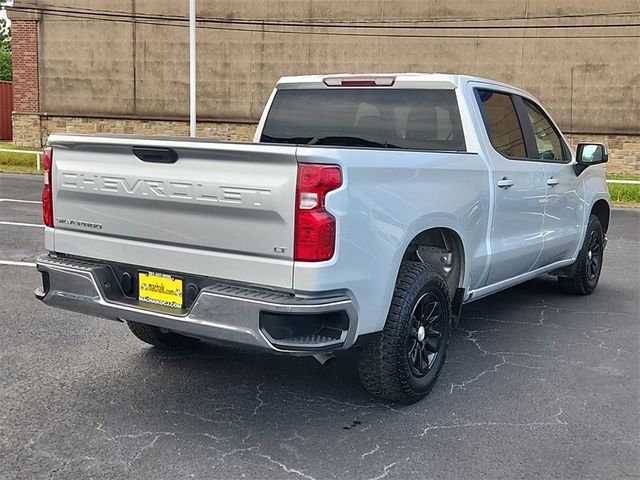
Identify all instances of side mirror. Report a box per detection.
[574,143,608,175]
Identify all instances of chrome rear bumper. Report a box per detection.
[35,255,357,353]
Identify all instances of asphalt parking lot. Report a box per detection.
[1,172,638,480]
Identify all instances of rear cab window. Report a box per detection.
[261,89,466,152]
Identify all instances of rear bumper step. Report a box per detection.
[34,254,358,353]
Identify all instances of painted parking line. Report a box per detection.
[0,221,44,228]
[0,260,37,267]
[0,199,41,204]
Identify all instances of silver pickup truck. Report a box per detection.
[35,74,610,403]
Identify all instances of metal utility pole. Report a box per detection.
[189,0,196,137]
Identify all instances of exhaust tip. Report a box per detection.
[313,353,336,366]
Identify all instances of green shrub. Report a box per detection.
[0,49,10,81]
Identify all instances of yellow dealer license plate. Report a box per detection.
[138,271,184,310]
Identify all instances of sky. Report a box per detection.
[1,1,11,23]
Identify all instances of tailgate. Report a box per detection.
[49,134,298,290]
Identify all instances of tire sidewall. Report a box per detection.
[582,216,604,293]
[396,272,451,394]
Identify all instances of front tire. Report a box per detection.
[357,262,451,404]
[558,214,604,295]
[127,321,201,350]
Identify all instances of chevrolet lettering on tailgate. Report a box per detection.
[59,172,272,207]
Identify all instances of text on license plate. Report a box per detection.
[138,271,183,309]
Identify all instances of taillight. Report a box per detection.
[42,147,53,227]
[294,163,342,262]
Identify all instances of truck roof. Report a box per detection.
[276,73,528,95]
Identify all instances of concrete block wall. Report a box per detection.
[27,115,640,175]
[567,134,640,175]
[12,113,42,147]
[39,116,258,145]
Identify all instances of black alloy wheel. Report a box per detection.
[406,292,445,378]
[585,230,602,282]
[558,214,604,295]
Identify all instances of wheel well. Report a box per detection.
[402,228,464,297]
[591,200,610,233]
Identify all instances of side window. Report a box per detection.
[522,99,567,162]
[477,90,527,159]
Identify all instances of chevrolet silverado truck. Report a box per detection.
[35,74,610,404]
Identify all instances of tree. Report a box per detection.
[0,50,10,81]
[0,17,9,52]
[0,13,11,81]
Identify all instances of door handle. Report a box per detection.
[132,147,178,164]
[497,177,515,189]
[547,177,560,186]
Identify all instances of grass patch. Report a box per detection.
[607,174,640,205]
[0,143,43,174]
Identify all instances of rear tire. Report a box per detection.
[357,261,451,404]
[127,321,201,350]
[558,214,604,295]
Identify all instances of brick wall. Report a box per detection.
[11,20,39,112]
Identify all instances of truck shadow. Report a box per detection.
[39,274,612,475]
[109,273,584,410]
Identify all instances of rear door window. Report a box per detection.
[261,89,466,152]
[476,90,527,159]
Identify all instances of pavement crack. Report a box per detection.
[421,409,567,436]
[281,388,428,420]
[369,461,398,480]
[126,433,174,470]
[449,328,596,393]
[450,328,510,393]
[361,444,380,459]
[252,382,266,416]
[211,446,259,470]
[283,432,307,443]
[257,454,317,480]
[580,330,633,358]
[449,355,507,393]
[199,432,225,443]
[96,422,177,470]
[165,408,242,425]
